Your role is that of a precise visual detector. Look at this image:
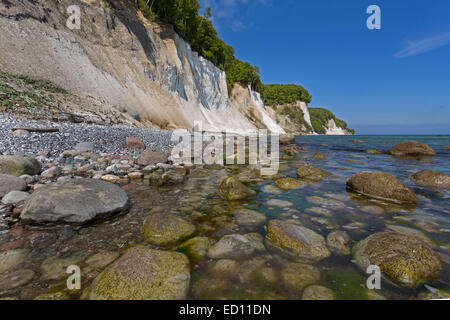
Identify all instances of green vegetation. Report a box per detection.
[0,72,67,109]
[280,105,313,132]
[261,84,312,106]
[136,0,262,92]
[309,107,354,134]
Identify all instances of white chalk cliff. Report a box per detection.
[0,0,348,135]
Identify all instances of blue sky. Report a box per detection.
[199,0,450,134]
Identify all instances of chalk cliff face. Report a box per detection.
[0,0,348,135]
[0,0,276,133]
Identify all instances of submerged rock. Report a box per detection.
[21,178,130,225]
[346,171,417,204]
[302,285,335,300]
[390,141,435,157]
[265,220,330,263]
[0,249,30,273]
[0,155,41,176]
[0,174,27,198]
[142,208,196,246]
[296,165,332,182]
[274,177,303,190]
[235,209,267,229]
[313,153,326,161]
[280,263,320,291]
[207,234,256,260]
[410,170,450,188]
[87,246,190,300]
[353,232,441,288]
[40,252,87,281]
[326,231,352,256]
[217,177,256,201]
[0,269,35,292]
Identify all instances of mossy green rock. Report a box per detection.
[353,232,442,288]
[142,208,196,246]
[265,220,330,263]
[87,246,190,300]
[410,170,450,188]
[347,171,417,204]
[390,141,435,157]
[274,177,304,190]
[326,230,352,256]
[296,165,332,182]
[217,177,256,201]
[34,291,71,300]
[0,155,41,176]
[174,237,211,261]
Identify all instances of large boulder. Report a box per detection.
[346,171,417,204]
[410,170,450,188]
[265,220,330,263]
[87,246,190,300]
[353,232,441,288]
[20,178,130,225]
[142,208,196,246]
[390,141,436,157]
[137,149,168,166]
[297,166,332,182]
[217,177,256,201]
[0,156,41,176]
[0,174,27,198]
[279,134,295,145]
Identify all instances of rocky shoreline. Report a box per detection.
[0,112,449,300]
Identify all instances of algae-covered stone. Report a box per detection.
[208,234,256,260]
[347,171,417,204]
[0,155,41,176]
[353,232,442,288]
[327,231,352,256]
[390,141,435,157]
[21,178,130,225]
[265,220,330,263]
[174,237,211,261]
[302,285,335,300]
[313,153,326,161]
[280,263,320,291]
[274,177,304,190]
[87,246,190,300]
[386,224,435,248]
[410,170,450,188]
[296,166,332,182]
[218,177,256,201]
[0,249,30,273]
[143,208,196,246]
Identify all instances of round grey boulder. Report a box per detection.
[0,174,27,198]
[0,156,41,176]
[20,178,130,225]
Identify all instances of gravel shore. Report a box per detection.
[0,113,175,160]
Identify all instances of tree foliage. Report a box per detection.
[309,108,354,134]
[260,84,312,106]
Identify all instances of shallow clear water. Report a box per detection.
[234,135,450,300]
